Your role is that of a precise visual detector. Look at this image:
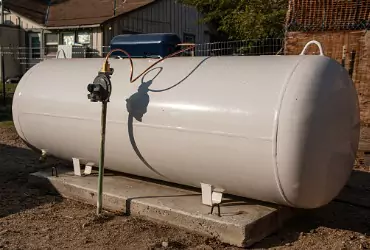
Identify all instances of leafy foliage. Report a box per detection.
[180,0,288,40]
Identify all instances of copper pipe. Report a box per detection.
[102,43,196,84]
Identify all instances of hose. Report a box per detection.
[101,43,197,84]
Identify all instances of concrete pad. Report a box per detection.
[29,167,296,248]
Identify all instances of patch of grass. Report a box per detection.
[0,82,17,95]
[0,83,16,126]
[0,120,14,128]
[0,105,13,128]
[0,82,17,106]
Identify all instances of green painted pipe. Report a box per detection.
[97,101,108,215]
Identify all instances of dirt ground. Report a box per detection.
[1,126,370,250]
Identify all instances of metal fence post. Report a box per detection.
[0,45,6,106]
[0,0,4,25]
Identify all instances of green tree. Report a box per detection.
[180,0,288,40]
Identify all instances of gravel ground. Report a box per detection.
[1,126,370,250]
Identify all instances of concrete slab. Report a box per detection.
[29,167,296,248]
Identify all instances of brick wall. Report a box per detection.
[285,31,370,150]
[286,0,369,31]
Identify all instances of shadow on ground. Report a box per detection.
[0,143,64,218]
[253,169,370,249]
[0,103,13,123]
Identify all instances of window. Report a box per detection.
[60,31,92,46]
[62,32,75,45]
[45,33,59,56]
[45,33,59,45]
[77,31,91,45]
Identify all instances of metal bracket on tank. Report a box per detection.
[84,163,94,175]
[300,40,325,56]
[200,183,224,217]
[52,166,58,177]
[72,158,95,176]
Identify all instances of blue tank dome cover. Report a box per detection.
[110,33,182,58]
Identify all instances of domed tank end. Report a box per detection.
[277,56,360,209]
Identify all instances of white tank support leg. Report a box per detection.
[201,183,213,206]
[73,158,95,176]
[72,158,82,176]
[201,183,225,217]
[212,188,224,205]
[84,163,94,175]
[200,183,224,206]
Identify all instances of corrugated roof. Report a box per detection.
[4,0,155,27]
[286,0,370,31]
[4,0,49,25]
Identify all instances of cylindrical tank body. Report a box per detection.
[12,55,360,209]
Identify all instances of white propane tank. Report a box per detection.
[12,54,360,209]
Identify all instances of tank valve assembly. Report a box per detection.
[87,62,114,215]
[87,69,113,103]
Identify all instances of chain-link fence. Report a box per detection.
[286,0,370,32]
[192,39,285,56]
